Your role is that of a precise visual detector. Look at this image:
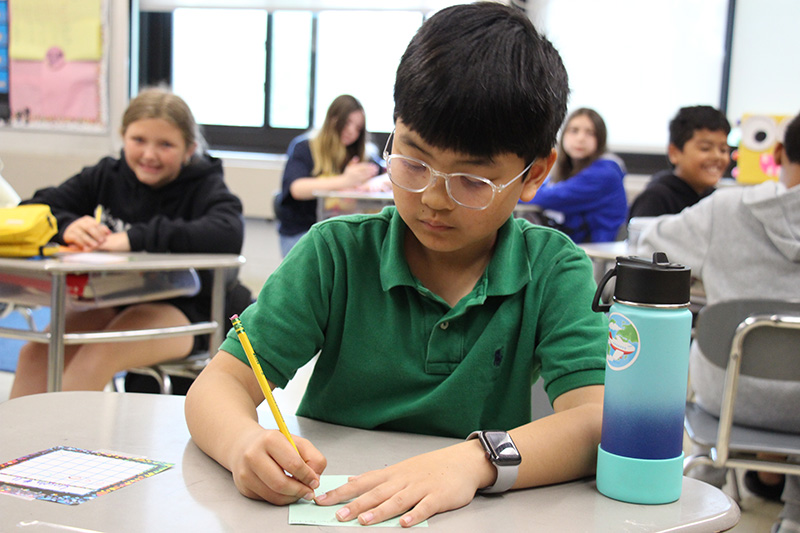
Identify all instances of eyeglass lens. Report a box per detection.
[387,157,494,209]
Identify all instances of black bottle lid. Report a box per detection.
[614,252,691,306]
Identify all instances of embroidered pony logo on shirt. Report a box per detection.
[493,349,503,367]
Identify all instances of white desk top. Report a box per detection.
[579,241,634,262]
[0,392,740,532]
[314,189,394,201]
[0,252,245,274]
[0,254,245,391]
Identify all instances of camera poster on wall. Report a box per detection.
[1,0,108,132]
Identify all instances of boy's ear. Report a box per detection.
[773,142,786,166]
[667,143,682,166]
[520,149,557,202]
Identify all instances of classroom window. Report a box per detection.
[137,1,737,174]
[136,8,424,154]
[173,8,268,128]
[313,11,423,133]
[269,11,313,129]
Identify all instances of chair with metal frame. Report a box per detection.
[115,275,253,395]
[683,299,800,502]
[115,351,212,395]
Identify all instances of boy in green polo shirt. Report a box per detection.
[186,2,607,527]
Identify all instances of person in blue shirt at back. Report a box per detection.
[519,107,627,243]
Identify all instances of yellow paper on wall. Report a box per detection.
[8,0,103,61]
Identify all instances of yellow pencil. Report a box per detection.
[94,205,103,224]
[230,314,299,453]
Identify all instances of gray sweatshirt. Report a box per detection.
[639,180,800,430]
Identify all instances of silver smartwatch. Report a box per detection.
[466,430,521,494]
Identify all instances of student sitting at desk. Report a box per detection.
[10,87,247,399]
[518,108,627,243]
[628,105,731,221]
[639,111,800,533]
[275,94,381,256]
[186,3,606,528]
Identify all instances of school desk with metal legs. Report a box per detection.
[0,392,740,532]
[0,253,244,391]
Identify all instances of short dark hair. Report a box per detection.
[668,105,731,150]
[393,2,569,162]
[783,112,800,164]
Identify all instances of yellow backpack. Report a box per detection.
[0,204,59,257]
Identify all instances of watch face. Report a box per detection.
[483,431,522,466]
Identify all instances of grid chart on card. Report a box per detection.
[0,446,173,505]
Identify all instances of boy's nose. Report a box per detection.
[420,174,455,210]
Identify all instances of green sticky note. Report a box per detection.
[288,475,428,527]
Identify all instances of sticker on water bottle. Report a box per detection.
[606,312,640,371]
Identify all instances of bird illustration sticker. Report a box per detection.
[606,312,640,371]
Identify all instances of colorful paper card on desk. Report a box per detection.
[0,446,172,505]
[289,475,428,528]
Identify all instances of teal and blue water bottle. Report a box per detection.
[592,252,692,504]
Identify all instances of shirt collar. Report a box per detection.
[379,208,531,298]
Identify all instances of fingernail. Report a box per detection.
[359,512,374,525]
[303,492,314,501]
[401,515,413,526]
[336,508,351,520]
[310,479,320,489]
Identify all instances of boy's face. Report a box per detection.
[668,128,730,193]
[390,120,551,256]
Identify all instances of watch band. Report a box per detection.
[466,430,520,494]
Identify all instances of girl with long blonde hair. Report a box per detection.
[276,95,380,256]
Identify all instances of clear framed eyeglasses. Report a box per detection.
[383,131,533,210]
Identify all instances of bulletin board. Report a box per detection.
[0,0,108,132]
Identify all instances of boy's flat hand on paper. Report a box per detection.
[229,426,326,506]
[314,441,492,527]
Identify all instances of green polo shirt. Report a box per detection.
[222,207,606,438]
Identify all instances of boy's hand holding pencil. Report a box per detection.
[229,314,325,503]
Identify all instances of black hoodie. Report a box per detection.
[24,152,245,323]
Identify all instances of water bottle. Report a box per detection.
[591,252,692,504]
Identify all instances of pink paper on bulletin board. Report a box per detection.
[9,58,100,122]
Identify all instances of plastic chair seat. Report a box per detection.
[683,299,800,496]
[116,352,211,395]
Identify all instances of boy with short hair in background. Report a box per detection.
[628,105,731,220]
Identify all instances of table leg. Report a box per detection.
[47,273,67,392]
[209,268,226,353]
[316,197,324,222]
